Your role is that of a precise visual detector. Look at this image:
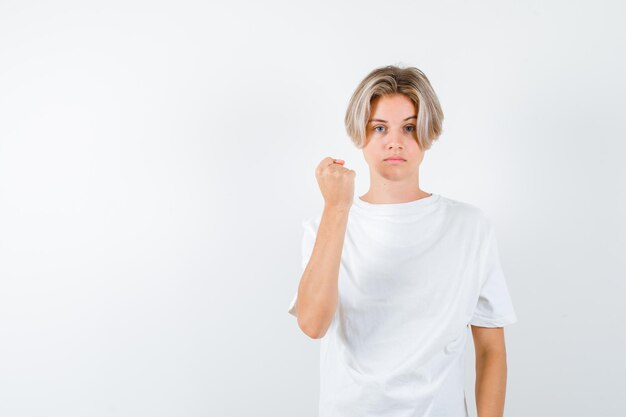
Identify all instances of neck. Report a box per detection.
[359,187,431,205]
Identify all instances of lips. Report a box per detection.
[384,157,406,161]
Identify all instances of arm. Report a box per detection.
[471,325,509,417]
[295,205,350,339]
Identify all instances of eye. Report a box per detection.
[404,125,416,132]
[374,125,385,133]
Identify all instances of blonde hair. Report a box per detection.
[344,65,444,150]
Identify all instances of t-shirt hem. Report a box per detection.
[468,312,518,327]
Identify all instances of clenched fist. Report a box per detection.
[315,157,356,211]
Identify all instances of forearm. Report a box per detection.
[296,205,350,338]
[475,350,508,417]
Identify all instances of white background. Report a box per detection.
[1,1,625,416]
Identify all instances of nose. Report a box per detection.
[387,128,404,149]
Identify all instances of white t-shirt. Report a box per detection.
[288,193,518,417]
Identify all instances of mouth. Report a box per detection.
[384,158,406,163]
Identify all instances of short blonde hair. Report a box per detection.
[344,65,444,150]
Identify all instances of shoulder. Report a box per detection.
[438,194,489,224]
[437,195,496,242]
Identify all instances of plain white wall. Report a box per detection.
[1,0,624,416]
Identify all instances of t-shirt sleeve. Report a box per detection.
[287,218,317,318]
[468,216,519,328]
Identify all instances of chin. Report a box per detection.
[378,171,408,181]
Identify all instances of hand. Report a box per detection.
[315,157,356,211]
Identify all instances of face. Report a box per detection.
[362,93,425,182]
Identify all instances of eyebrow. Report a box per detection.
[367,115,417,123]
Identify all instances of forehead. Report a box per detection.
[369,94,416,121]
